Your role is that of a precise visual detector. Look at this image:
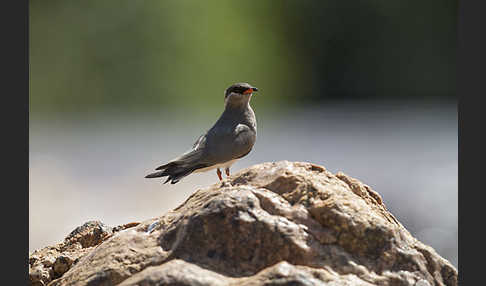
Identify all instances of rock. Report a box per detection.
[29,220,140,286]
[29,161,457,286]
[118,259,229,286]
[53,255,74,277]
[118,259,379,286]
[64,221,113,248]
[29,265,50,286]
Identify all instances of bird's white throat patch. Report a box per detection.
[224,92,252,108]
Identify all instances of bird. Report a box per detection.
[145,82,259,184]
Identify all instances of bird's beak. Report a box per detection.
[243,87,258,95]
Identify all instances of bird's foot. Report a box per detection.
[220,180,232,188]
[217,168,223,181]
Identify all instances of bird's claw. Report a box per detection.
[220,180,232,188]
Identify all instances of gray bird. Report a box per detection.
[145,82,258,184]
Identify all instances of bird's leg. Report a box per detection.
[225,167,230,177]
[217,168,223,181]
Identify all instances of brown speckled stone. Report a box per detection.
[29,161,457,286]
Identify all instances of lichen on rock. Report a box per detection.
[29,161,457,286]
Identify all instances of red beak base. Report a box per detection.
[243,88,253,95]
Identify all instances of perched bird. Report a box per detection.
[145,82,259,184]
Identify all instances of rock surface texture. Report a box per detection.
[29,161,457,286]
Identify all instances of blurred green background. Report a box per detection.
[29,0,458,267]
[30,0,456,115]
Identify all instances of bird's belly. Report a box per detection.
[193,159,239,173]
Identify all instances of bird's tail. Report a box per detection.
[146,148,206,184]
[145,160,206,184]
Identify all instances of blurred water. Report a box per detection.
[29,101,457,266]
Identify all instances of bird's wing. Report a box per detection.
[201,123,256,165]
[232,124,256,158]
[154,133,207,171]
[192,133,207,150]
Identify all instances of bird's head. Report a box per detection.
[224,82,259,107]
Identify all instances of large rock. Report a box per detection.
[29,161,457,286]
